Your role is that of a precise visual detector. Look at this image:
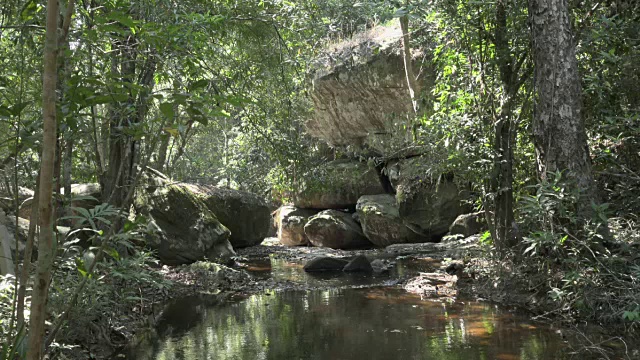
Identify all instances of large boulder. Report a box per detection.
[304,210,371,249]
[1,215,70,264]
[391,157,462,240]
[184,184,271,248]
[0,210,14,275]
[0,187,33,214]
[294,160,385,209]
[449,212,486,237]
[306,21,434,156]
[356,194,424,247]
[134,174,234,265]
[18,183,101,222]
[275,206,319,246]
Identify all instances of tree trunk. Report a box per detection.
[63,137,73,219]
[102,34,156,209]
[26,0,59,356]
[399,13,420,114]
[16,173,39,329]
[529,0,601,221]
[490,0,517,250]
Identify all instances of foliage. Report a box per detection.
[513,173,639,327]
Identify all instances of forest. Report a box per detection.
[0,0,639,359]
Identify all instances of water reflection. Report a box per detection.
[239,255,441,289]
[128,288,571,360]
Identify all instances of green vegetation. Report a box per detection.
[0,0,638,358]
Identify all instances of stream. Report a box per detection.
[124,253,610,360]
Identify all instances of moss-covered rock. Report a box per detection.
[184,184,271,248]
[134,174,233,265]
[356,194,425,247]
[304,209,371,249]
[391,157,462,241]
[294,160,385,209]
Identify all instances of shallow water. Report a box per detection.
[241,254,441,288]
[126,256,582,360]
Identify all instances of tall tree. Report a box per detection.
[528,0,601,222]
[26,0,59,356]
[490,0,530,250]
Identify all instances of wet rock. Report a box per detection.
[392,157,462,241]
[356,194,423,246]
[303,257,349,272]
[304,210,371,249]
[404,272,458,298]
[449,212,486,238]
[386,235,480,257]
[293,160,385,209]
[370,259,391,273]
[444,261,465,276]
[134,172,234,265]
[343,255,373,272]
[185,184,271,248]
[275,206,319,246]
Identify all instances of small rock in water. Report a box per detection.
[303,257,349,272]
[370,259,391,273]
[445,261,465,276]
[343,255,373,272]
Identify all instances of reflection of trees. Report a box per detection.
[132,288,564,360]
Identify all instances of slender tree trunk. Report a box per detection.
[529,0,602,222]
[26,0,58,356]
[399,13,421,115]
[154,79,178,172]
[102,37,156,209]
[155,135,170,172]
[490,0,516,250]
[16,173,39,329]
[63,138,73,218]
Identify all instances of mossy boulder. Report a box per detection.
[275,206,319,246]
[304,210,371,249]
[391,157,462,241]
[184,184,271,248]
[134,174,233,265]
[293,160,385,209]
[356,194,425,247]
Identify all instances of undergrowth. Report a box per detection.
[475,172,640,333]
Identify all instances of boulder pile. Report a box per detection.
[274,159,477,249]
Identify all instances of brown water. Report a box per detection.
[125,257,590,360]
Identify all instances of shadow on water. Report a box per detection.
[122,255,595,360]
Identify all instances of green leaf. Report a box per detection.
[159,102,175,119]
[189,79,209,90]
[0,105,11,117]
[107,12,137,29]
[10,102,30,116]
